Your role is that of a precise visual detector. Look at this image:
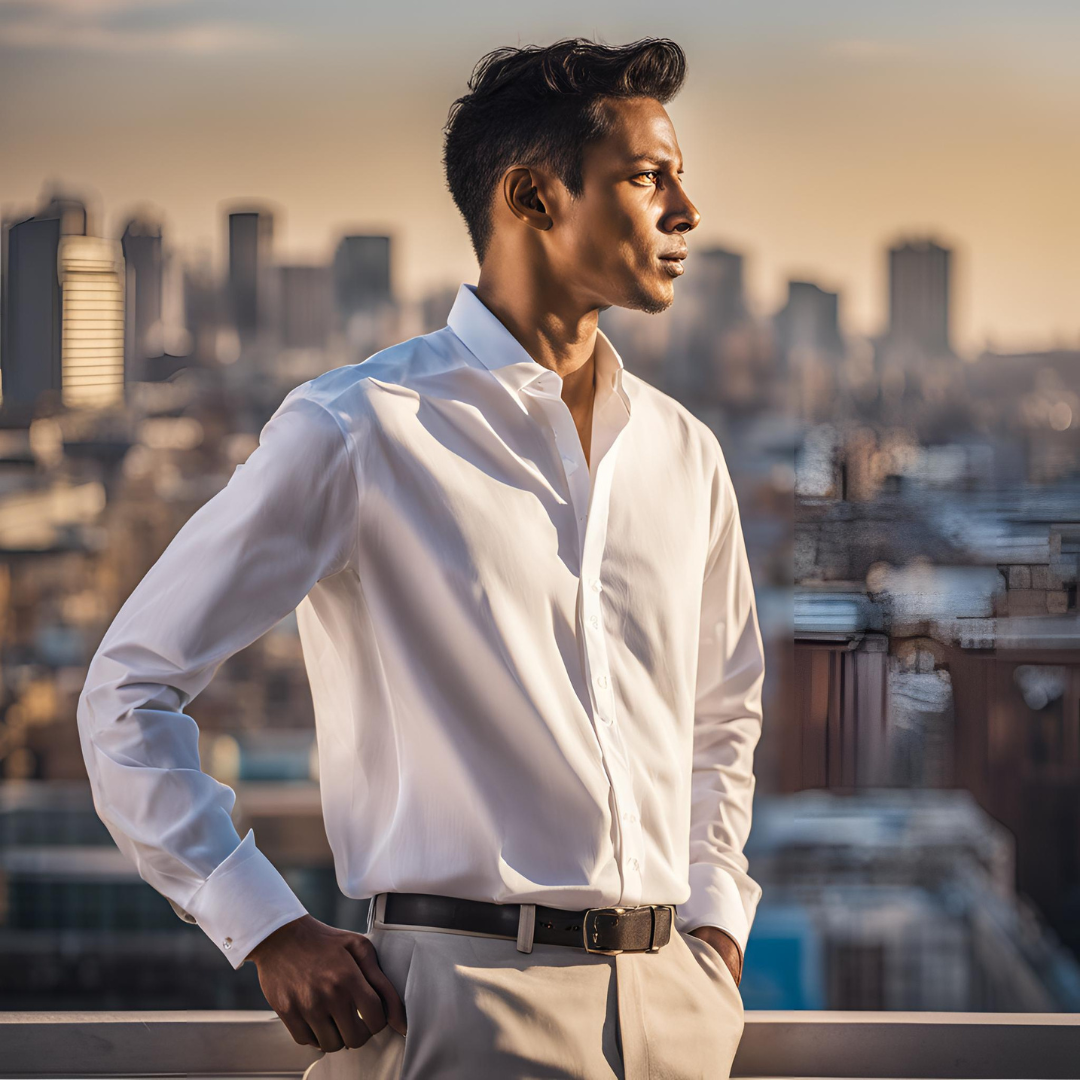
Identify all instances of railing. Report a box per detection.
[3,1011,1080,1079]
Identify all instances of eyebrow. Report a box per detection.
[625,153,684,172]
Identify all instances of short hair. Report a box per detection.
[442,37,687,265]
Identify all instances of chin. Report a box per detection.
[613,274,669,315]
[619,281,675,316]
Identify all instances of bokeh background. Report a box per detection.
[1,1,1079,1012]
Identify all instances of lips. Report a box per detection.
[659,252,686,275]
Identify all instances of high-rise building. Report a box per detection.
[120,217,163,378]
[887,238,952,355]
[277,265,333,350]
[333,235,392,321]
[0,195,89,416]
[227,209,273,341]
[57,235,126,409]
[665,245,748,401]
[1,217,63,413]
[775,280,843,358]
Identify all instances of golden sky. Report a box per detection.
[1,1,1077,355]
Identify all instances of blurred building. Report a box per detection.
[775,281,843,359]
[0,779,364,1009]
[227,209,274,343]
[887,238,952,357]
[276,265,333,350]
[0,196,90,419]
[793,419,1080,957]
[774,280,846,423]
[120,217,164,382]
[333,234,392,321]
[743,789,1080,1011]
[666,244,759,406]
[57,235,126,410]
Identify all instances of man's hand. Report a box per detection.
[689,925,742,987]
[246,914,408,1053]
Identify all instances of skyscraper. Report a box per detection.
[333,235,392,321]
[57,235,126,409]
[775,280,843,358]
[227,209,273,341]
[277,265,333,350]
[1,216,63,413]
[0,195,88,416]
[120,217,163,379]
[888,238,952,355]
[666,245,748,401]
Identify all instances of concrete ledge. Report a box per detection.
[733,1011,1080,1079]
[3,1010,1080,1078]
[0,1011,320,1078]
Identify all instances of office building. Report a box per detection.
[57,235,126,409]
[333,235,392,320]
[0,197,89,416]
[887,238,952,355]
[120,218,163,379]
[227,210,273,341]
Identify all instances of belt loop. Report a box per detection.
[516,903,536,953]
[368,892,387,933]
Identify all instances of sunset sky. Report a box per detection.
[1,0,1077,355]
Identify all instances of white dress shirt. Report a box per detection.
[77,282,766,971]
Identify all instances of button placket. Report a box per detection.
[573,422,642,903]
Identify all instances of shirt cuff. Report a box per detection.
[169,828,309,970]
[675,862,751,963]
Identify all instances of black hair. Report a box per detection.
[442,37,687,265]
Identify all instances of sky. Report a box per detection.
[1,0,1078,355]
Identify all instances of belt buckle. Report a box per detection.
[583,906,630,955]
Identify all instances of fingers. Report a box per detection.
[279,1008,319,1049]
[345,934,409,1037]
[329,1000,375,1051]
[308,1013,345,1055]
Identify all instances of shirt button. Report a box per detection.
[591,579,603,593]
[629,858,640,871]
[589,615,599,628]
[223,937,233,949]
[596,673,608,689]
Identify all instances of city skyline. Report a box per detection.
[1,2,1077,355]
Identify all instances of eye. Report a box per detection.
[636,171,661,184]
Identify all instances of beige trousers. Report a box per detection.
[306,904,745,1080]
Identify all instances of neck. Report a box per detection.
[474,268,600,417]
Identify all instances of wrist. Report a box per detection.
[246,913,310,965]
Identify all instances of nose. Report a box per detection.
[668,191,700,235]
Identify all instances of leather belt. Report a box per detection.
[368,891,676,955]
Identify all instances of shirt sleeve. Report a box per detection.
[675,436,766,966]
[76,387,360,969]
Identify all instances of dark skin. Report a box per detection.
[248,94,738,1056]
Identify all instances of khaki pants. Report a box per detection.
[306,903,745,1080]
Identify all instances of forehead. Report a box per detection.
[586,97,681,167]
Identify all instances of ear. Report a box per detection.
[501,166,554,232]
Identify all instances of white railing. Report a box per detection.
[3,1011,1080,1079]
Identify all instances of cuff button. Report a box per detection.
[223,937,233,949]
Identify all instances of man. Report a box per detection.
[77,35,765,1079]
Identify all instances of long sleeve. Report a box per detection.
[76,387,361,969]
[675,438,766,965]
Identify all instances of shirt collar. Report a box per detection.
[446,282,629,415]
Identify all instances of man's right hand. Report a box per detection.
[247,914,408,1053]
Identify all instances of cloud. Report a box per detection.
[0,1,289,54]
